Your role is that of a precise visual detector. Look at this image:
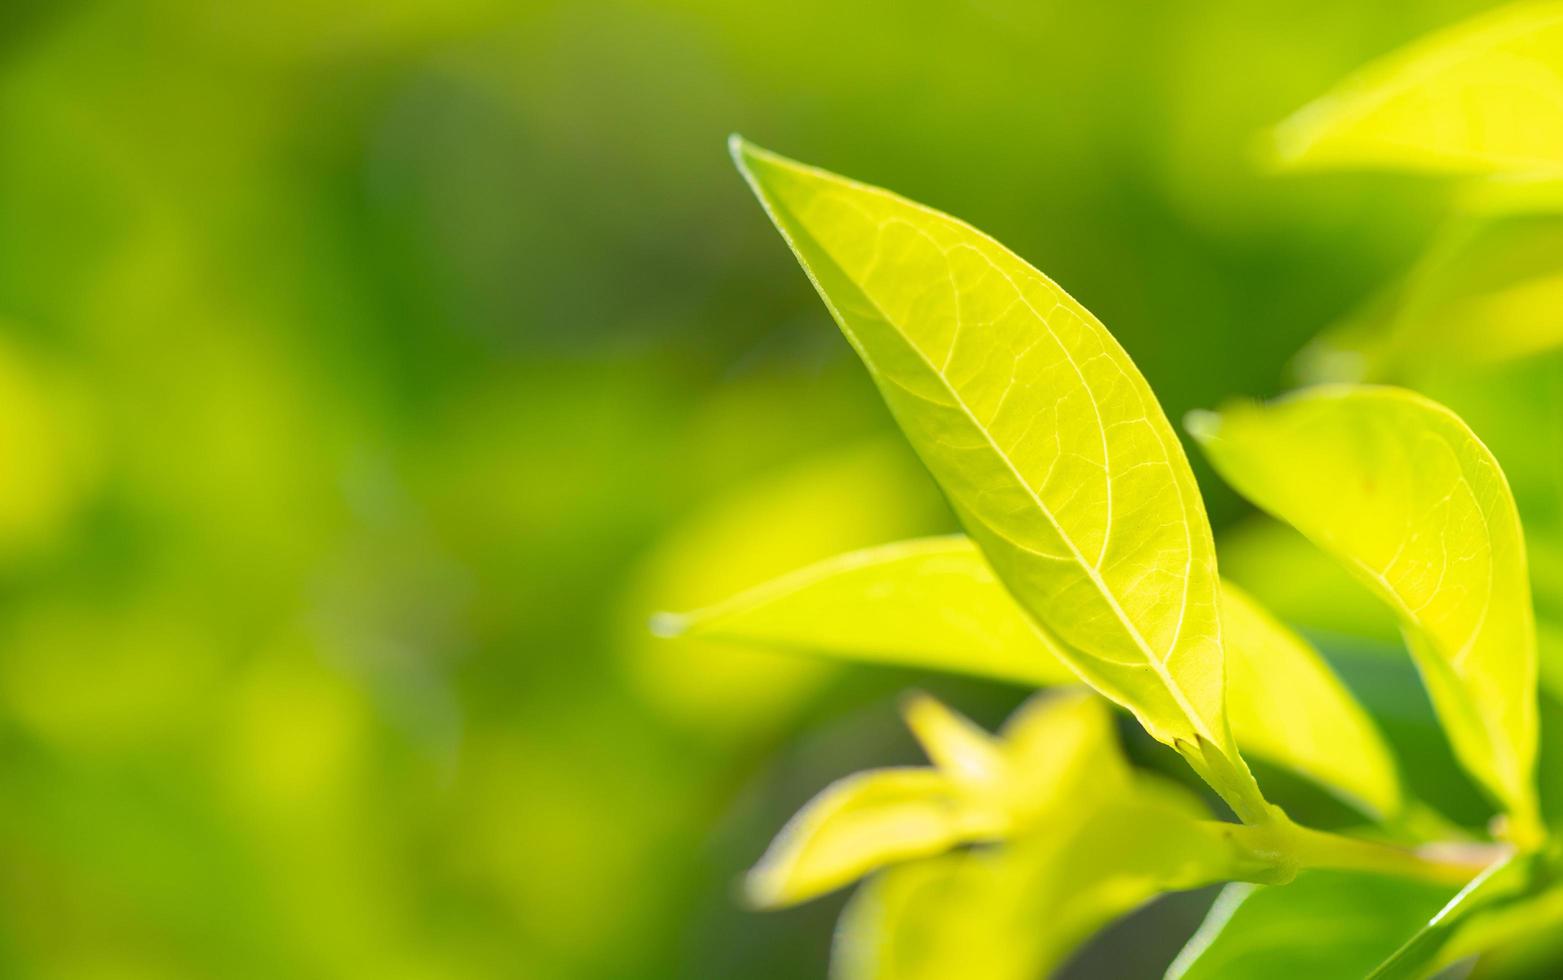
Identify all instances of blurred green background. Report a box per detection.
[0,0,1524,976]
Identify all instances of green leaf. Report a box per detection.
[730,138,1261,816]
[1271,3,1563,175]
[834,786,1238,980]
[1297,206,1563,382]
[1191,385,1541,840]
[900,690,1012,790]
[655,535,1072,687]
[1165,871,1455,979]
[624,438,947,734]
[747,690,1125,909]
[1222,580,1403,820]
[671,533,1400,819]
[990,689,1135,823]
[1368,853,1530,979]
[1219,516,1401,644]
[743,767,1003,908]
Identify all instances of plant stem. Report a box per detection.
[1216,818,1508,887]
[1176,735,1285,827]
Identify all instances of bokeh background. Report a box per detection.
[0,0,1534,976]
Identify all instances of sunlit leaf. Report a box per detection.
[746,690,1121,909]
[671,532,1397,816]
[1368,853,1530,979]
[1222,580,1403,820]
[731,138,1263,816]
[1436,864,1563,975]
[994,689,1132,821]
[743,768,1003,908]
[1218,516,1401,644]
[624,440,946,734]
[1191,385,1541,840]
[1271,3,1563,174]
[899,692,1010,791]
[835,787,1236,980]
[1297,207,1563,381]
[1165,871,1455,979]
[655,535,1071,686]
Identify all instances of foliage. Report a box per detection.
[653,6,1563,975]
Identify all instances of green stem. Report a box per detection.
[1176,736,1284,827]
[1217,818,1506,888]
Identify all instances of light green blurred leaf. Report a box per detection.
[834,785,1237,980]
[1272,2,1563,174]
[731,138,1262,816]
[1369,853,1530,979]
[1191,385,1541,840]
[992,689,1133,822]
[748,690,1134,909]
[623,440,945,734]
[900,691,1014,792]
[1218,517,1401,644]
[1165,871,1454,979]
[656,536,1071,686]
[1222,580,1403,820]
[744,767,1003,908]
[1298,207,1563,381]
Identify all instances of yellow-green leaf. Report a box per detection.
[994,689,1131,821]
[743,768,1002,908]
[899,692,1010,791]
[1272,3,1563,174]
[745,690,1128,909]
[1222,580,1403,820]
[730,138,1257,814]
[833,787,1236,980]
[654,535,1071,687]
[1191,385,1540,839]
[671,533,1397,818]
[1297,206,1563,382]
[1166,871,1456,980]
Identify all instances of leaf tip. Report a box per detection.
[648,611,688,638]
[896,688,937,724]
[740,860,792,910]
[727,132,750,164]
[728,133,776,175]
[1183,409,1223,443]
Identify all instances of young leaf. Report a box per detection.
[747,691,1124,910]
[900,692,1012,790]
[656,535,1072,687]
[744,768,1003,908]
[834,787,1239,980]
[1222,581,1403,820]
[1271,3,1563,174]
[730,138,1257,815]
[1190,385,1541,839]
[993,689,1142,827]
[1165,871,1455,980]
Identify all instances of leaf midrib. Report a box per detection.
[743,156,1215,743]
